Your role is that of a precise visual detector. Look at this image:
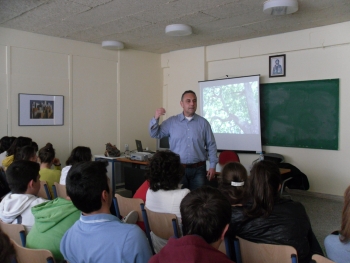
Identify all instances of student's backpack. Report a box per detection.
[278,163,310,191]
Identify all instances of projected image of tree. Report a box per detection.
[203,81,259,134]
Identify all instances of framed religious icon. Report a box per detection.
[18,93,64,126]
[269,54,286,78]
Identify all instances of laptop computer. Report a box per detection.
[135,140,155,153]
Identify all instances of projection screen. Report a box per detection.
[199,75,262,152]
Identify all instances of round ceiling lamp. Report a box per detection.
[101,40,124,50]
[165,24,192,36]
[263,0,298,15]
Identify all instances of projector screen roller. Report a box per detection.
[199,75,262,152]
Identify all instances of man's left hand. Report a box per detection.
[207,168,216,181]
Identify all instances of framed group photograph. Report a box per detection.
[18,93,64,126]
[269,54,286,78]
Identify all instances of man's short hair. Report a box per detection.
[180,186,231,244]
[181,90,196,101]
[66,161,109,213]
[6,160,40,194]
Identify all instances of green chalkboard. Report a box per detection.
[260,79,339,150]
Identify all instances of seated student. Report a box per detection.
[0,230,16,263]
[38,143,61,198]
[26,197,80,262]
[59,146,91,185]
[324,185,350,263]
[0,136,16,167]
[149,186,233,263]
[218,162,249,206]
[145,150,190,253]
[0,161,47,232]
[2,137,32,170]
[227,160,323,263]
[14,145,37,162]
[60,161,152,263]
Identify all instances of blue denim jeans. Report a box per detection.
[181,164,207,191]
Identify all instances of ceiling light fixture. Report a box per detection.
[165,24,192,36]
[101,40,124,50]
[263,0,298,15]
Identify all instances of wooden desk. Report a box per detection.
[116,157,148,166]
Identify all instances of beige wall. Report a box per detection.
[0,27,162,161]
[162,21,350,196]
[118,49,162,152]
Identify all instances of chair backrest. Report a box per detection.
[52,182,68,199]
[219,151,240,165]
[11,239,55,263]
[115,194,144,222]
[235,236,298,263]
[140,203,179,254]
[0,220,26,247]
[312,254,336,263]
[38,181,51,200]
[144,206,179,239]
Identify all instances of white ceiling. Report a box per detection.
[1,0,349,54]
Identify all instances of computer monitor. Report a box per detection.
[157,137,170,151]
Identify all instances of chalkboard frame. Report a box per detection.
[260,79,339,150]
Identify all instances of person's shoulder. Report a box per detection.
[325,233,342,243]
[178,188,190,196]
[62,165,71,172]
[148,254,159,263]
[32,196,48,205]
[195,114,211,124]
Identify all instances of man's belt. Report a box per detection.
[182,161,206,168]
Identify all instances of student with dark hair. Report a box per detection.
[59,146,92,185]
[149,186,233,263]
[0,136,16,166]
[227,160,323,263]
[145,150,190,252]
[31,141,38,153]
[0,161,47,232]
[218,162,249,205]
[2,136,32,170]
[14,145,37,162]
[0,230,16,263]
[38,143,61,197]
[324,185,350,263]
[60,161,152,263]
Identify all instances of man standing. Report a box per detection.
[149,90,218,191]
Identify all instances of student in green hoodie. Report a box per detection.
[26,197,80,261]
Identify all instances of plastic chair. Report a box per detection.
[52,182,68,199]
[113,194,143,221]
[311,254,336,263]
[234,236,298,263]
[219,151,240,165]
[38,181,51,200]
[11,239,55,263]
[0,220,26,247]
[140,203,179,254]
